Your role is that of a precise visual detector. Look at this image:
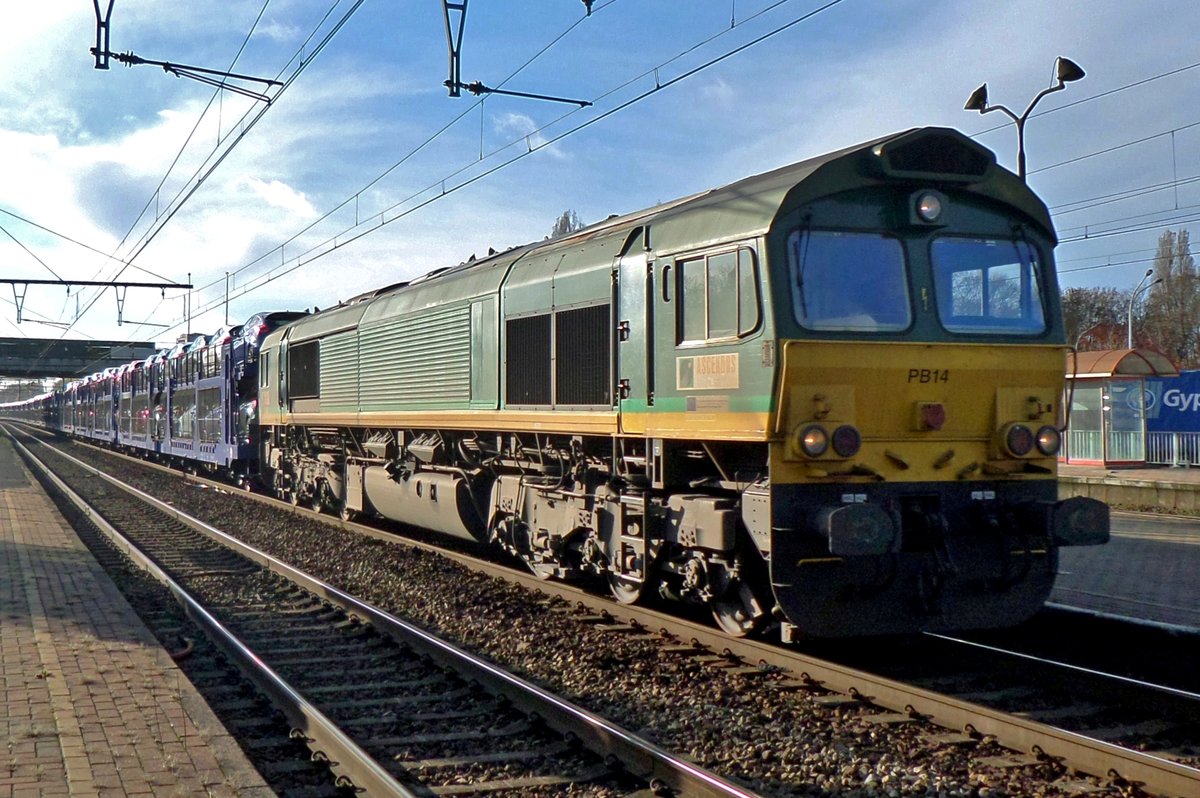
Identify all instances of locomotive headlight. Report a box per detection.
[915,191,943,223]
[1035,425,1062,456]
[831,424,862,457]
[1003,423,1035,457]
[794,423,829,457]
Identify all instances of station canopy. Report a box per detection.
[1066,348,1180,379]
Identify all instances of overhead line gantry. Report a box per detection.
[1,278,192,327]
[91,0,280,103]
[441,0,592,107]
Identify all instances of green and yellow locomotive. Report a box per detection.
[257,127,1109,639]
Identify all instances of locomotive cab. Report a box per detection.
[757,129,1109,638]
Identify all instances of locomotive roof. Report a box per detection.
[273,126,1051,343]
[423,125,1050,272]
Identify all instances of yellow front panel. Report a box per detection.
[772,340,1066,484]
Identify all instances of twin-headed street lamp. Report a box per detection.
[964,56,1086,181]
[966,61,1161,352]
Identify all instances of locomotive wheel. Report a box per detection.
[607,572,655,605]
[711,580,764,637]
[607,573,641,604]
[338,503,356,522]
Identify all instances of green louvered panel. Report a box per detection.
[320,333,359,411]
[358,303,471,410]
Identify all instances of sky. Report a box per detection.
[1,0,1198,352]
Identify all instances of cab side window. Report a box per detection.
[677,246,760,344]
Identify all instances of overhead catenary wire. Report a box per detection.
[56,0,275,334]
[65,0,278,331]
[182,0,624,302]
[165,0,813,310]
[1059,210,1200,245]
[116,0,357,268]
[109,0,275,261]
[0,206,175,284]
[0,223,65,283]
[151,0,844,331]
[1058,245,1160,264]
[11,0,363,383]
[1055,183,1200,241]
[66,0,368,338]
[1029,119,1200,177]
[1050,173,1200,216]
[1059,254,1168,276]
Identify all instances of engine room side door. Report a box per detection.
[616,245,652,434]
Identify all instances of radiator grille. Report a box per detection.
[288,340,320,399]
[506,314,551,405]
[555,304,610,406]
[357,303,471,409]
[319,334,358,408]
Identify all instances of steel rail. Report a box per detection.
[39,435,1200,797]
[18,432,764,798]
[7,429,420,798]
[458,554,1200,798]
[925,632,1200,704]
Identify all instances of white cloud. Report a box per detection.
[700,77,735,106]
[493,112,567,160]
[256,20,303,43]
[240,177,317,218]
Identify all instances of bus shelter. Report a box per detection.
[1064,348,1178,466]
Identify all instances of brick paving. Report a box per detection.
[0,436,273,798]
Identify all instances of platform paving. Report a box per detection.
[1053,462,1200,631]
[0,435,274,798]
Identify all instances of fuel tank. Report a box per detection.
[363,467,485,542]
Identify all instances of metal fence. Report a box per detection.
[1067,430,1103,462]
[1066,430,1144,462]
[1147,431,1200,467]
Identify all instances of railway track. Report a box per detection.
[17,428,1200,798]
[8,426,759,798]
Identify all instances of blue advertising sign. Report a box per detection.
[1145,370,1200,432]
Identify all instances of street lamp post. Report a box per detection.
[1127,268,1163,349]
[964,57,1086,181]
[1074,320,1105,351]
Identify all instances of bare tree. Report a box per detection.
[1144,228,1199,365]
[549,209,584,239]
[1061,286,1125,349]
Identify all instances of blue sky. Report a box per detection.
[1,0,1197,346]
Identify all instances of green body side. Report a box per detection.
[259,127,1060,428]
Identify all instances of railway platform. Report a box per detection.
[1059,460,1200,513]
[0,436,273,798]
[1054,463,1200,631]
